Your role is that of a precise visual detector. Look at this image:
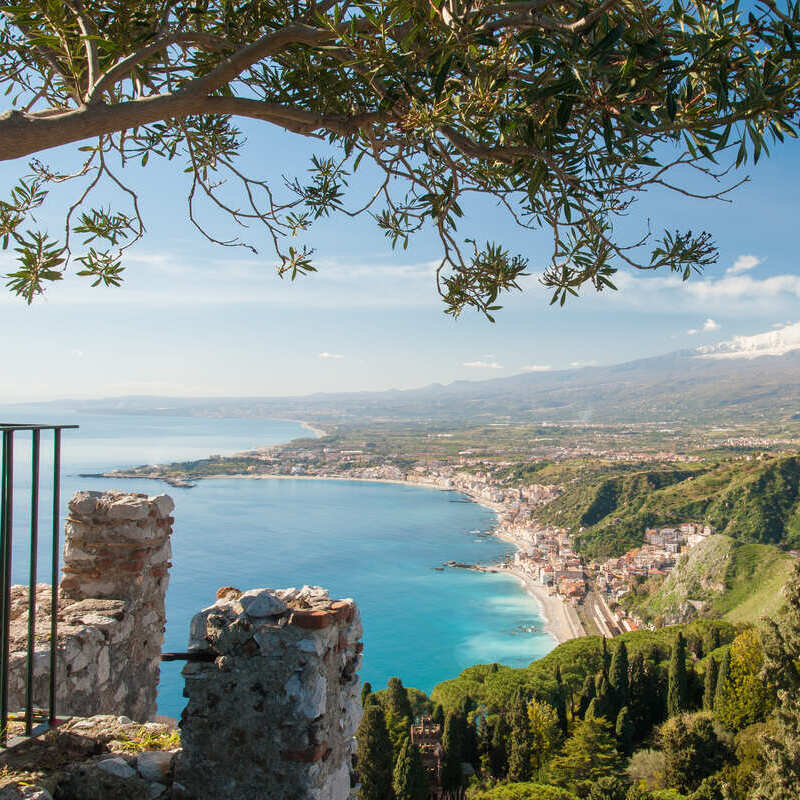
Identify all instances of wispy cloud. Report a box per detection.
[318,352,345,359]
[687,329,698,335]
[569,360,597,368]
[463,360,503,369]
[520,364,552,372]
[726,255,762,275]
[703,318,719,331]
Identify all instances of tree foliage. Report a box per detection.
[751,562,800,800]
[356,702,395,800]
[549,713,624,797]
[393,738,428,800]
[2,0,800,310]
[666,633,688,718]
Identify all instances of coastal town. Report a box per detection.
[97,433,728,644]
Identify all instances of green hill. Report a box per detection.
[535,454,800,557]
[620,535,795,626]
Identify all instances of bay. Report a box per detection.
[1,409,555,718]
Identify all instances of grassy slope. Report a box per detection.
[535,454,800,558]
[621,535,794,625]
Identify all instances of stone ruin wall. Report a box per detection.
[175,585,363,800]
[8,490,174,722]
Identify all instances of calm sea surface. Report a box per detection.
[1,408,555,717]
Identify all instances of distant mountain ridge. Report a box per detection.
[10,339,800,425]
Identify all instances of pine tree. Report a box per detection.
[751,562,800,800]
[392,738,427,800]
[702,657,717,711]
[548,714,624,797]
[615,706,634,758]
[554,666,569,737]
[667,632,689,717]
[361,681,373,707]
[441,711,464,791]
[713,647,731,718]
[507,690,532,782]
[577,674,596,719]
[356,702,394,800]
[609,641,630,715]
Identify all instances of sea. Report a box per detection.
[0,409,555,718]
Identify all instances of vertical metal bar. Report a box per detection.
[25,429,40,736]
[0,429,14,744]
[48,428,61,728]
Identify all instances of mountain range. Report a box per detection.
[14,324,800,425]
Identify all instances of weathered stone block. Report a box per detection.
[176,586,363,800]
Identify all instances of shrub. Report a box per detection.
[469,783,579,800]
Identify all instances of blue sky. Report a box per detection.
[1,119,799,402]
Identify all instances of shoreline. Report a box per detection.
[96,469,584,647]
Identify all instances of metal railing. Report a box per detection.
[0,424,77,745]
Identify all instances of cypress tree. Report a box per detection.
[577,674,596,719]
[506,690,532,783]
[361,681,373,707]
[489,714,509,778]
[392,738,427,800]
[704,626,721,655]
[667,632,688,717]
[609,641,630,714]
[432,703,444,727]
[601,637,611,677]
[554,665,568,737]
[386,677,414,722]
[615,706,634,758]
[441,712,464,791]
[586,697,601,720]
[595,675,613,720]
[713,647,731,717]
[356,702,394,800]
[751,562,800,800]
[703,657,718,711]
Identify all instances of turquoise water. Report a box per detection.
[1,409,555,718]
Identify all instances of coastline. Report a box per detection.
[96,468,585,647]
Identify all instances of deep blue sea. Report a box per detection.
[1,409,555,718]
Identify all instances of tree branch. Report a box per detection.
[0,95,387,162]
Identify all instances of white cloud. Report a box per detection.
[703,318,719,331]
[726,255,762,275]
[687,329,698,335]
[463,360,503,369]
[318,352,345,359]
[70,349,84,359]
[520,364,552,372]
[569,360,597,368]
[695,321,800,360]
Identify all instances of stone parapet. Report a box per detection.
[175,585,363,800]
[8,491,174,721]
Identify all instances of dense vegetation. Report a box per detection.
[356,574,800,799]
[535,455,800,557]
